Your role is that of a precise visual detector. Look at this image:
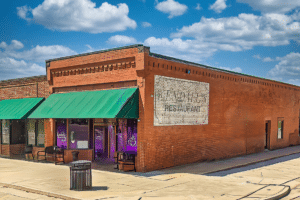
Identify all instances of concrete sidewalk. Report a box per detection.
[0,146,300,200]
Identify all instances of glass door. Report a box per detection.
[94,126,108,159]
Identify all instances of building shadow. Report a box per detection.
[91,186,108,191]
[204,153,300,177]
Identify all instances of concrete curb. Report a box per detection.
[0,183,79,200]
[263,185,291,200]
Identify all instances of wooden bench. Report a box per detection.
[37,146,64,165]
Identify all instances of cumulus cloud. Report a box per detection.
[5,45,76,62]
[0,40,24,50]
[0,39,77,81]
[142,22,152,28]
[253,54,261,59]
[209,0,227,13]
[143,11,299,63]
[0,57,45,80]
[267,52,300,86]
[17,0,137,33]
[263,57,274,62]
[144,37,218,62]
[107,35,137,45]
[155,0,188,19]
[237,0,300,14]
[195,3,202,10]
[172,13,300,51]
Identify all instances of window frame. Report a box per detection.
[68,118,90,150]
[277,118,284,140]
[1,119,11,145]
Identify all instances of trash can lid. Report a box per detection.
[71,160,91,164]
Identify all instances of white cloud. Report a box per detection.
[142,22,152,28]
[237,0,300,14]
[17,0,137,33]
[6,45,76,62]
[0,39,77,80]
[218,66,242,73]
[0,40,24,50]
[263,57,274,62]
[143,11,300,64]
[171,13,299,51]
[253,54,261,59]
[144,37,218,62]
[195,3,202,10]
[107,35,137,45]
[267,52,300,86]
[209,0,227,13]
[0,57,45,80]
[155,0,188,19]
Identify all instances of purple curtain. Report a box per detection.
[126,119,137,153]
[109,125,115,159]
[56,120,67,149]
[117,119,127,152]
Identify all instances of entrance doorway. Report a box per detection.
[265,121,271,149]
[94,126,109,160]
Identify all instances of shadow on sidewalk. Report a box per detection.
[205,152,300,177]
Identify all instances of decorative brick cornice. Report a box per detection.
[51,61,136,78]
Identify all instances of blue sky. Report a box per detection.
[0,0,299,86]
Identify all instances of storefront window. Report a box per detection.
[2,120,10,144]
[37,119,45,147]
[56,119,67,149]
[69,119,89,149]
[94,126,105,155]
[126,119,137,152]
[27,119,36,145]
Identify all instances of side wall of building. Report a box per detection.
[139,54,300,172]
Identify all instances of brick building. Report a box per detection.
[1,44,300,172]
[0,75,50,157]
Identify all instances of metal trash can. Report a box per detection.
[72,151,79,161]
[70,160,92,191]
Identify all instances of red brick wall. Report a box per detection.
[44,119,54,147]
[0,76,50,100]
[138,54,300,172]
[1,145,10,156]
[10,144,26,155]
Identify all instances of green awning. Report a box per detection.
[28,87,139,119]
[0,98,45,119]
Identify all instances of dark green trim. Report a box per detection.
[116,88,139,119]
[22,98,45,119]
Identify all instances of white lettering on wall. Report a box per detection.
[154,75,209,126]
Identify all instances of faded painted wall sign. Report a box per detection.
[154,75,209,126]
